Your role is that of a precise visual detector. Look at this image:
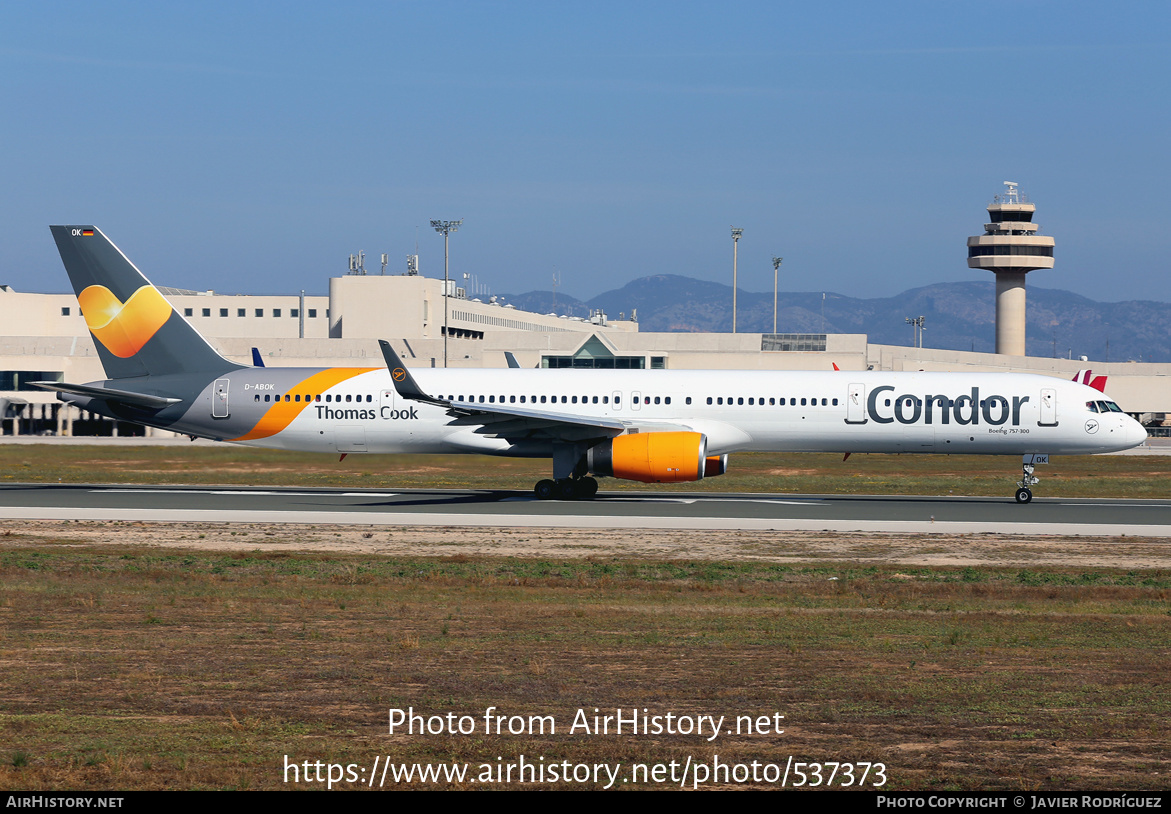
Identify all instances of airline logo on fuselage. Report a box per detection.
[867,386,1030,426]
[315,405,418,421]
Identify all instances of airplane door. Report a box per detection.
[845,383,866,424]
[380,388,396,418]
[1039,388,1058,426]
[212,378,230,419]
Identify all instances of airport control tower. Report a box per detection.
[967,182,1055,356]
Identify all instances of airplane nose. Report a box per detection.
[1126,417,1148,448]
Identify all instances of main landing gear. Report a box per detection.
[1015,461,1040,504]
[534,476,599,501]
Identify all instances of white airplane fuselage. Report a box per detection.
[199,366,1144,458]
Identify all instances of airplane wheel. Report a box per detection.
[1015,488,1033,504]
[555,479,577,500]
[535,479,555,500]
[574,477,599,500]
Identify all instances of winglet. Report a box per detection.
[378,340,448,407]
[504,351,520,369]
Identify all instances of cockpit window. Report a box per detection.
[1087,401,1099,413]
[1105,401,1123,413]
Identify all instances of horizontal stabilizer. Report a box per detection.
[30,381,181,411]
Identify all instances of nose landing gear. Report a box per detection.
[1015,461,1040,504]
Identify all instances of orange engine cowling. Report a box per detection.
[587,432,708,483]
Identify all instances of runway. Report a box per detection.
[2,483,1170,535]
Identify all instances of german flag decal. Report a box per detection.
[81,229,94,236]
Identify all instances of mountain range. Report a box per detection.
[501,276,1171,363]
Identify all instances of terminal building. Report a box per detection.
[3,207,1170,436]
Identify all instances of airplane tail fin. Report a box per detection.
[1072,369,1108,393]
[50,226,241,381]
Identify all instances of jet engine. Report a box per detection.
[587,431,711,483]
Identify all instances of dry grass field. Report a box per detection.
[1,447,1169,790]
[1,523,1169,791]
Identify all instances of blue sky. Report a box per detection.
[2,2,1168,305]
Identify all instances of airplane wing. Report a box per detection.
[378,340,632,444]
[30,381,181,411]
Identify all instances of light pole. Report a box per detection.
[730,227,743,332]
[430,219,463,367]
[771,256,782,334]
[905,315,925,348]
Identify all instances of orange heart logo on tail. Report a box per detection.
[77,284,173,358]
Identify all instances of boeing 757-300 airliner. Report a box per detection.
[36,226,1148,503]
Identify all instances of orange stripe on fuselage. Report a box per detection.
[231,367,379,441]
